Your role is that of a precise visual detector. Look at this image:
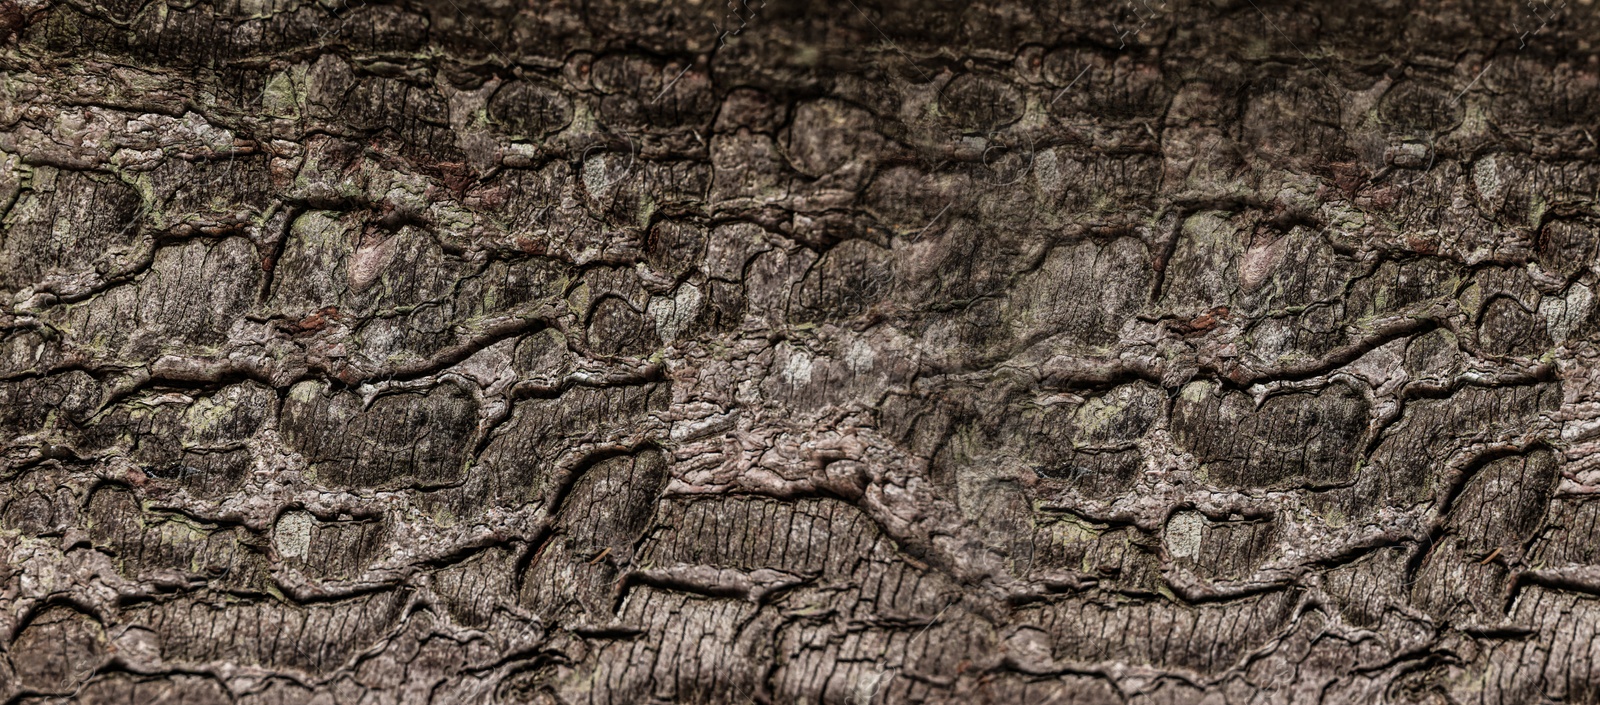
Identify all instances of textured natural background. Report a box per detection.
[2,0,1598,702]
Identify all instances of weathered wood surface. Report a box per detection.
[1,0,1598,702]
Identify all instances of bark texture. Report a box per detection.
[1,0,1599,702]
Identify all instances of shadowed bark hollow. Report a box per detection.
[2,0,1599,703]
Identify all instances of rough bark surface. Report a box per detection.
[2,0,1599,702]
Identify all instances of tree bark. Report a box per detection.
[1,0,1598,702]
